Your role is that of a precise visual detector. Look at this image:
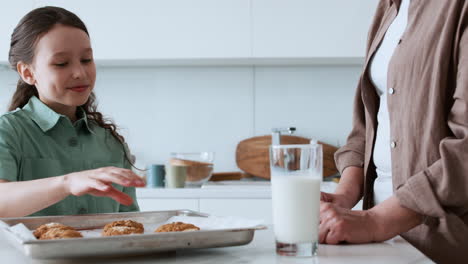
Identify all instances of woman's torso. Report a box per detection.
[356,0,468,261]
[369,0,411,205]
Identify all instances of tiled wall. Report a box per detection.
[0,65,362,172]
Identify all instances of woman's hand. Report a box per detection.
[320,192,354,209]
[319,202,380,244]
[319,196,423,245]
[62,167,145,206]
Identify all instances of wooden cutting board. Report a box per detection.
[236,135,339,179]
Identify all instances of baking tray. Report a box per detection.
[0,209,266,259]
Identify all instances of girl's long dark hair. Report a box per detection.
[8,6,132,163]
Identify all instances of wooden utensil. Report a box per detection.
[210,172,252,181]
[236,135,339,179]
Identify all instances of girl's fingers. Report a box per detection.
[93,172,134,187]
[119,170,145,186]
[102,185,134,206]
[102,167,145,186]
[92,180,110,192]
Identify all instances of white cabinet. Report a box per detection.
[34,0,251,61]
[137,198,198,212]
[0,1,35,63]
[252,0,378,58]
[199,199,272,224]
[1,1,377,65]
[137,197,272,223]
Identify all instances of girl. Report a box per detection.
[0,6,144,217]
[319,0,468,263]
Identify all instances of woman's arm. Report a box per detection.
[369,195,423,241]
[394,11,468,220]
[0,167,145,217]
[319,195,423,244]
[321,166,364,209]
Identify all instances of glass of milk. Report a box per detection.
[270,143,322,257]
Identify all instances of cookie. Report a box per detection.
[40,228,83,240]
[33,223,76,239]
[155,222,200,233]
[101,220,144,236]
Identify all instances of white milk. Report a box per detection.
[271,174,321,244]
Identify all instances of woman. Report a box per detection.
[319,1,468,263]
[0,6,144,217]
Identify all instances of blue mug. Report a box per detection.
[147,164,165,188]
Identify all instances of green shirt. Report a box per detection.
[0,96,139,216]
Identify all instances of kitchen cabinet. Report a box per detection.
[137,198,198,212]
[1,0,376,65]
[199,198,273,224]
[136,187,274,224]
[135,182,347,225]
[33,0,251,61]
[137,197,272,224]
[0,1,35,65]
[252,0,378,59]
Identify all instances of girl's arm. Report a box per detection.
[0,167,144,217]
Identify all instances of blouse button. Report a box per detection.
[388,88,395,95]
[68,137,78,147]
[390,141,397,148]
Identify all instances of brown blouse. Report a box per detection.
[334,0,468,263]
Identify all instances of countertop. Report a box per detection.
[0,227,433,264]
[136,181,338,199]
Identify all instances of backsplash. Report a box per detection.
[0,65,362,172]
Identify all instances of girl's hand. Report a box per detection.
[63,167,145,206]
[319,202,380,244]
[320,192,355,209]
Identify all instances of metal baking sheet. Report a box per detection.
[0,209,266,259]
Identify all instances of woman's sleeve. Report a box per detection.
[333,1,388,174]
[119,142,140,212]
[334,82,366,173]
[395,17,468,218]
[0,117,19,182]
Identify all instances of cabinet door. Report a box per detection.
[34,0,251,60]
[200,199,273,224]
[137,198,198,212]
[252,0,379,58]
[0,0,34,64]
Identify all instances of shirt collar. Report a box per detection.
[23,96,93,134]
[75,107,94,134]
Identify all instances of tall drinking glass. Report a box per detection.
[270,143,322,257]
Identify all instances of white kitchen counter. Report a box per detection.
[136,185,272,199]
[135,182,360,225]
[136,181,338,199]
[0,227,433,264]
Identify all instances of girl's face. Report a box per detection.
[28,24,96,111]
